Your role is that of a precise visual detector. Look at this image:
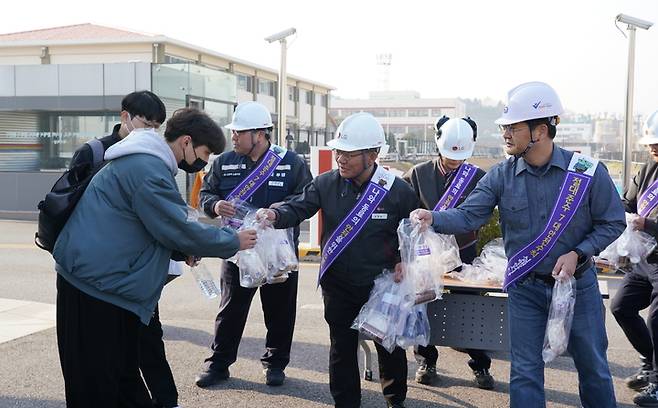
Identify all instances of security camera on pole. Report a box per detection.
[615,13,653,192]
[265,28,297,149]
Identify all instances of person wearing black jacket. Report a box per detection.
[258,112,419,408]
[402,116,494,390]
[611,110,658,407]
[67,90,183,408]
[195,101,312,388]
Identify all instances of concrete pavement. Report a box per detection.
[0,219,641,407]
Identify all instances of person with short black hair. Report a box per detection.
[195,101,312,388]
[67,91,179,408]
[54,107,257,408]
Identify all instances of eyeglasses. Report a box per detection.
[333,150,365,160]
[499,124,527,135]
[132,115,161,129]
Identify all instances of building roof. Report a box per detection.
[0,23,156,42]
[0,23,334,91]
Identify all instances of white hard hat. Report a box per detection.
[638,110,658,145]
[327,112,389,156]
[225,101,273,131]
[436,118,476,160]
[495,81,564,125]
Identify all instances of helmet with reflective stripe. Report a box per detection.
[495,81,563,125]
[327,112,389,156]
[638,109,658,145]
[225,101,274,131]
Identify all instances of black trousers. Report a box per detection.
[322,275,407,408]
[412,243,491,371]
[611,262,658,371]
[205,262,298,372]
[139,303,178,408]
[56,274,152,408]
[413,344,491,370]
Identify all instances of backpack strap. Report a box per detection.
[86,138,105,166]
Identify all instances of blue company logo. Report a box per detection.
[532,101,541,109]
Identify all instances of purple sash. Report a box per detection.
[434,162,478,211]
[318,166,396,284]
[503,153,599,290]
[637,179,658,218]
[227,144,287,202]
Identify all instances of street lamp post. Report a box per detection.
[265,28,296,149]
[616,14,653,191]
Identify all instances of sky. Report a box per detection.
[1,0,657,116]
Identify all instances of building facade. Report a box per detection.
[330,91,465,157]
[0,23,333,217]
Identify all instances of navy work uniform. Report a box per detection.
[199,145,312,376]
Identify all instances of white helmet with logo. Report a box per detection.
[638,109,658,145]
[436,117,477,160]
[327,112,389,156]
[495,81,564,125]
[225,101,274,131]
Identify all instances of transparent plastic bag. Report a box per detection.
[236,212,268,288]
[597,213,657,266]
[190,262,221,299]
[236,211,297,287]
[395,304,431,349]
[397,218,461,304]
[542,275,577,363]
[450,238,507,285]
[352,270,415,352]
[219,198,256,230]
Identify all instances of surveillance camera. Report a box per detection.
[616,14,653,30]
[265,28,297,43]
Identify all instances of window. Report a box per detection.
[306,90,313,105]
[315,93,327,107]
[237,74,253,92]
[322,94,328,107]
[388,109,406,117]
[258,79,276,97]
[367,110,387,117]
[288,86,297,102]
[408,109,429,117]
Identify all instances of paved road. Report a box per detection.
[0,220,640,407]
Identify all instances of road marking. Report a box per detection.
[0,298,56,344]
[0,244,37,249]
[300,303,323,310]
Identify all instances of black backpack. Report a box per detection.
[35,139,107,253]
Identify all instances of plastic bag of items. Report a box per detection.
[542,274,577,363]
[219,198,256,230]
[397,218,461,304]
[236,212,297,288]
[395,304,431,349]
[352,271,416,352]
[449,238,507,285]
[597,213,657,267]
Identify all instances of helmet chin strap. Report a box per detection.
[517,130,536,159]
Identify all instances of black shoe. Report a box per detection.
[473,368,495,390]
[415,364,438,385]
[627,358,654,391]
[195,368,229,388]
[264,368,285,386]
[634,383,658,407]
[386,402,406,408]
